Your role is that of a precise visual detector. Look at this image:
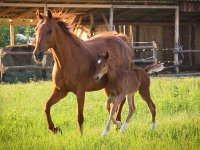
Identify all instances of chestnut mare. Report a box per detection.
[94,52,156,136]
[33,10,133,134]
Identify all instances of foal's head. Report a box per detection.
[33,10,57,62]
[94,51,110,81]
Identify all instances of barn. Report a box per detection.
[0,0,200,82]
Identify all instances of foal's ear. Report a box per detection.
[47,9,53,20]
[36,9,43,20]
[104,51,110,60]
[97,52,101,58]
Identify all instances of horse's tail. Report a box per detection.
[144,63,165,74]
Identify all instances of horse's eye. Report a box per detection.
[48,30,52,34]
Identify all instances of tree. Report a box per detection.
[0,24,35,48]
[0,25,10,48]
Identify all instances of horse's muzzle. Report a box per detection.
[93,74,101,81]
[33,51,44,62]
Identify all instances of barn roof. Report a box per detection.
[0,0,200,24]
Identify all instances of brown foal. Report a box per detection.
[94,51,156,136]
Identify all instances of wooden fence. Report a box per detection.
[0,42,158,82]
[0,49,52,82]
[3,42,200,82]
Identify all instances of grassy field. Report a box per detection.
[0,77,200,150]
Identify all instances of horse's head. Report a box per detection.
[94,51,110,81]
[33,9,56,62]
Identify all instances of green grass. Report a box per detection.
[0,77,200,150]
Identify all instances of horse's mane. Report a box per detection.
[53,16,87,49]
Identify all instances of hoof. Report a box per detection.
[121,122,128,133]
[114,121,122,130]
[53,127,62,134]
[152,122,156,130]
[79,125,84,135]
[102,130,108,137]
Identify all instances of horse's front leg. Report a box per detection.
[76,90,85,135]
[106,95,115,113]
[45,88,68,134]
[116,98,126,122]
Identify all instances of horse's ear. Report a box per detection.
[36,9,43,20]
[104,51,109,60]
[97,52,101,58]
[47,9,52,20]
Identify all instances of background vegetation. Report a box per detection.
[0,78,199,150]
[0,24,35,48]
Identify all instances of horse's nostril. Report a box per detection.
[39,51,43,57]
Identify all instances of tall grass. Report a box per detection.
[0,77,200,150]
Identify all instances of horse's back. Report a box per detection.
[130,67,149,82]
[86,34,133,70]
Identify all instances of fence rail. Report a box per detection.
[0,48,53,83]
[173,50,200,53]
[0,41,157,83]
[0,51,51,56]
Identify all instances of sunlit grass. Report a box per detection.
[0,77,200,150]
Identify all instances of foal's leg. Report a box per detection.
[116,98,126,121]
[102,98,120,137]
[76,90,85,134]
[121,94,135,132]
[45,88,68,133]
[102,95,125,136]
[106,95,115,113]
[105,87,125,121]
[139,86,156,129]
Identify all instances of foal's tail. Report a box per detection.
[144,63,165,74]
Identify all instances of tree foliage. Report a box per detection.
[0,24,35,48]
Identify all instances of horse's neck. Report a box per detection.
[107,66,121,82]
[52,29,90,68]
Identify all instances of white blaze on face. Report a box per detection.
[97,59,102,64]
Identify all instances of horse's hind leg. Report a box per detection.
[139,86,156,129]
[45,88,68,133]
[121,94,135,132]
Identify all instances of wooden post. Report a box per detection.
[42,54,47,80]
[188,24,193,66]
[0,49,3,83]
[75,15,83,34]
[89,14,94,37]
[99,10,110,31]
[10,23,14,46]
[174,7,179,73]
[135,25,140,47]
[191,24,195,66]
[152,41,158,63]
[129,25,134,48]
[42,5,48,80]
[123,25,126,35]
[109,7,114,31]
[44,5,47,15]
